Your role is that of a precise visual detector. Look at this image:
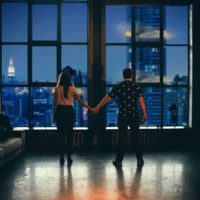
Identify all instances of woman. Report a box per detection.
[54,71,91,166]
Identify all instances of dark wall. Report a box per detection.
[192,0,200,140]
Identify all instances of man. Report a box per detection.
[93,68,147,167]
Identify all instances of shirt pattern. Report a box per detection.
[108,81,143,118]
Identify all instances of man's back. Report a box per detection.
[108,80,143,118]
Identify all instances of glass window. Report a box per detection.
[106,6,131,43]
[105,5,190,129]
[135,6,160,42]
[141,87,161,127]
[61,3,87,42]
[32,46,57,82]
[2,45,27,84]
[2,87,29,127]
[62,45,87,85]
[163,87,188,126]
[32,5,57,41]
[106,86,161,127]
[164,6,188,44]
[74,87,88,127]
[31,87,88,127]
[136,47,160,83]
[31,87,54,127]
[164,47,188,85]
[106,45,131,84]
[2,3,28,42]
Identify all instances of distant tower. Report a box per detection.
[8,58,15,83]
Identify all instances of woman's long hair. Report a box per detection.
[58,71,72,99]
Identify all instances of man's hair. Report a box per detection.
[123,68,133,79]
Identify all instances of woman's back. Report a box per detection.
[55,86,76,106]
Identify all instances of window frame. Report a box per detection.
[0,0,193,130]
[0,0,89,128]
[105,3,192,129]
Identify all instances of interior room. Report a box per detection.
[0,0,200,199]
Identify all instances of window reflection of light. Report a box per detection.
[164,30,170,38]
[76,88,82,95]
[137,29,170,40]
[125,30,131,38]
[162,163,183,184]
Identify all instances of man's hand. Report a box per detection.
[93,106,100,114]
[143,113,147,122]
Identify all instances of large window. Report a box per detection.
[106,5,191,128]
[0,1,192,130]
[1,1,88,128]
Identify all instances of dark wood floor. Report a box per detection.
[0,150,200,200]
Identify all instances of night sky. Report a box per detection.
[1,3,188,84]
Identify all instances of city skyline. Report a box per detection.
[1,3,190,127]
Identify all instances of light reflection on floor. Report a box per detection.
[0,152,199,200]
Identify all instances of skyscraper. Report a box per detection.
[107,6,162,127]
[7,58,15,83]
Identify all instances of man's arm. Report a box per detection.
[93,95,111,114]
[139,96,147,121]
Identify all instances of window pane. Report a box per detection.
[61,3,87,42]
[62,45,87,85]
[2,45,27,84]
[106,6,131,43]
[31,87,54,127]
[106,87,161,127]
[106,87,118,127]
[2,3,28,42]
[2,87,29,127]
[164,6,188,44]
[163,88,188,126]
[140,87,161,127]
[136,47,160,83]
[32,46,57,82]
[31,87,88,127]
[135,6,160,42]
[164,47,188,85]
[74,87,88,127]
[106,45,131,84]
[32,5,57,41]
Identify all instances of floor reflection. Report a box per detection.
[0,152,200,200]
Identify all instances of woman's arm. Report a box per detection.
[74,92,92,111]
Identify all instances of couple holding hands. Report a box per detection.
[54,66,147,168]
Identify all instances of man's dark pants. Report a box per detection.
[115,114,142,163]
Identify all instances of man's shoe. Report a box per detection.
[137,159,144,167]
[113,160,122,168]
[60,157,65,165]
[67,158,73,167]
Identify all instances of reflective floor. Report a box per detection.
[0,151,200,200]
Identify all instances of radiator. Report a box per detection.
[26,129,188,149]
[26,130,84,149]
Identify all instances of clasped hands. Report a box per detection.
[87,105,100,114]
